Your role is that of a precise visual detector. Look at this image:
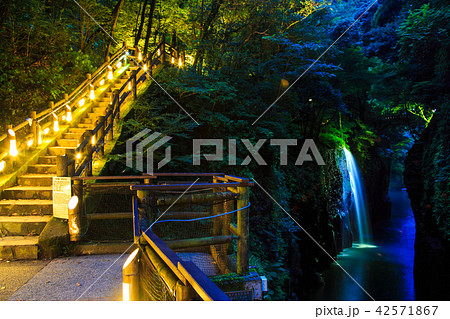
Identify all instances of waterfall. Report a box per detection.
[343,147,371,244]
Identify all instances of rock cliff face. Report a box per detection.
[404,108,450,300]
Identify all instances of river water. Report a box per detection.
[309,190,416,300]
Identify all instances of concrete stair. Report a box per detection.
[0,216,51,236]
[0,65,135,260]
[0,236,39,260]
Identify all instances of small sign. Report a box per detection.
[53,177,72,219]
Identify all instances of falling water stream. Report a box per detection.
[343,147,371,244]
[307,147,416,300]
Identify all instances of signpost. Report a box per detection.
[52,177,71,219]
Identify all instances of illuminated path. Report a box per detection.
[0,41,179,260]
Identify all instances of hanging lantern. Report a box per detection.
[8,129,18,157]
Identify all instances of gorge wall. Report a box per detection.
[404,107,450,300]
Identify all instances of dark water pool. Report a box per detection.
[309,190,416,301]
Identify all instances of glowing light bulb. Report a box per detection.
[76,153,81,160]
[178,57,182,68]
[79,98,85,107]
[0,161,5,172]
[157,49,160,56]
[108,65,113,80]
[89,85,95,100]
[116,61,122,69]
[138,51,142,61]
[8,129,15,137]
[38,130,42,145]
[91,135,95,145]
[66,106,72,122]
[171,57,174,64]
[68,196,79,210]
[143,63,147,71]
[9,139,18,156]
[128,82,131,91]
[43,127,50,135]
[100,79,105,86]
[27,139,33,147]
[53,120,59,132]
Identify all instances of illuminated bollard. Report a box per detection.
[122,249,140,301]
[68,192,81,241]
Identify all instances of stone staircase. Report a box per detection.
[0,65,139,260]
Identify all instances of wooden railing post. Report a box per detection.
[85,130,93,176]
[114,90,121,120]
[5,124,15,168]
[212,177,222,236]
[97,116,105,157]
[69,179,83,241]
[237,185,249,274]
[56,154,68,177]
[66,149,75,177]
[50,101,57,132]
[30,111,37,149]
[107,103,114,142]
[137,188,150,229]
[132,70,137,99]
[162,39,166,63]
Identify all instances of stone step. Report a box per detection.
[17,174,55,187]
[38,156,57,165]
[68,127,88,133]
[2,186,53,200]
[48,146,76,156]
[87,112,99,119]
[0,216,51,236]
[0,236,39,260]
[81,117,95,124]
[28,164,57,174]
[56,139,79,148]
[76,123,95,129]
[0,200,53,216]
[92,107,107,115]
[63,132,82,140]
[97,101,109,107]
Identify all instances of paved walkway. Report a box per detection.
[4,254,128,301]
[0,259,50,301]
